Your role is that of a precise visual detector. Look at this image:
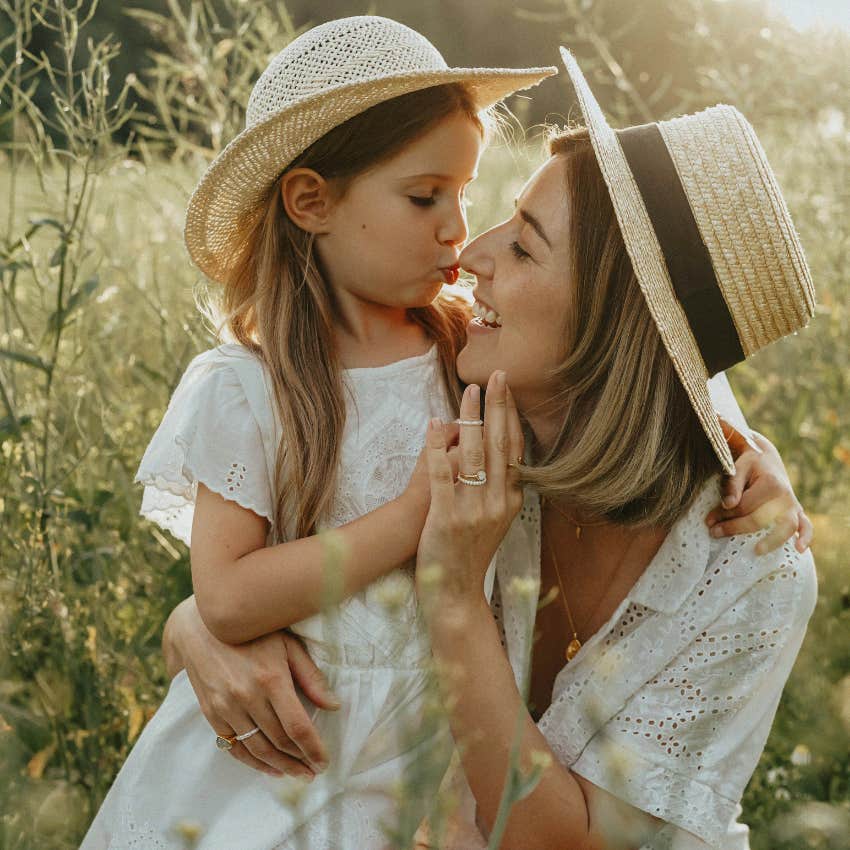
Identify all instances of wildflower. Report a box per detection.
[172,820,203,847]
[508,576,537,600]
[790,744,812,766]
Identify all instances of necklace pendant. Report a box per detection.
[565,637,582,661]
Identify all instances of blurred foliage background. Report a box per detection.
[0,1,847,848]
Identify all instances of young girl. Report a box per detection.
[80,15,805,850]
[79,15,556,850]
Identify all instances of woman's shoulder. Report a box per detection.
[631,476,816,627]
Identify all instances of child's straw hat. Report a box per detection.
[558,48,815,474]
[184,16,556,285]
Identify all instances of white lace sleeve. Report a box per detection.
[133,350,274,546]
[570,544,816,847]
[707,371,749,436]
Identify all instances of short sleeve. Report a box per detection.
[133,349,275,547]
[707,372,749,437]
[570,546,816,848]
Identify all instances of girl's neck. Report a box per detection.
[335,305,431,370]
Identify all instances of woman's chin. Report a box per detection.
[456,343,494,387]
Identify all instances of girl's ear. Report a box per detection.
[279,168,335,234]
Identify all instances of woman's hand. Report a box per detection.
[415,371,524,609]
[166,596,339,778]
[707,422,813,555]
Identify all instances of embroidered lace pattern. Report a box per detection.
[502,483,816,847]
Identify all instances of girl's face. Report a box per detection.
[456,156,572,413]
[318,112,483,310]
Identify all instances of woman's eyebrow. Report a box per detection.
[514,200,551,248]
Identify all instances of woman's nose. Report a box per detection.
[459,231,493,278]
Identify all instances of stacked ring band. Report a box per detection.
[216,726,261,750]
[455,418,484,426]
[458,470,487,486]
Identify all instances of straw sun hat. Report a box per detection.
[558,48,815,474]
[184,16,556,286]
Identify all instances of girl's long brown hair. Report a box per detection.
[203,85,482,541]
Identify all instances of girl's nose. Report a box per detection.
[438,200,469,247]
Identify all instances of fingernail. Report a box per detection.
[469,384,480,402]
[300,769,316,782]
[429,418,442,431]
[710,526,723,538]
[313,760,329,773]
[496,371,506,388]
[722,496,736,508]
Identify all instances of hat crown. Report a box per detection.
[246,16,448,128]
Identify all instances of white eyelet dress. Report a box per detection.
[79,342,488,850]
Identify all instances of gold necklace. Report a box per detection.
[543,495,608,540]
[541,497,637,663]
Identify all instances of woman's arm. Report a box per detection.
[162,593,340,778]
[424,595,658,850]
[416,377,656,850]
[191,432,459,644]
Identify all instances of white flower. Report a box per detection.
[790,744,812,766]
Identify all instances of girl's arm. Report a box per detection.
[191,432,459,644]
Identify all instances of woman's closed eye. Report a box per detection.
[409,195,436,207]
[510,240,531,261]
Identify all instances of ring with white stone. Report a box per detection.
[458,470,487,486]
[455,418,484,426]
[235,727,261,742]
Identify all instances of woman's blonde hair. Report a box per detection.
[520,127,721,529]
[204,85,483,541]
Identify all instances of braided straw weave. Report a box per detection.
[184,16,555,285]
[558,48,815,474]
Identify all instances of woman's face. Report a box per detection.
[457,155,572,413]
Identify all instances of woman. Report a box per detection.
[410,49,816,848]
[159,52,815,847]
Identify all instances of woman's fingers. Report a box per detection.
[483,371,508,494]
[265,666,330,772]
[795,509,814,552]
[426,417,456,509]
[284,631,341,711]
[504,383,524,485]
[458,384,485,478]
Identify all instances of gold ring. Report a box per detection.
[215,733,238,751]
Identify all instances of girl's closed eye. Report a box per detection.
[409,194,436,207]
[510,240,531,261]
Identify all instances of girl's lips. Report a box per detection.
[441,265,460,285]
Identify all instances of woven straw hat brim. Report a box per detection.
[185,66,556,286]
[559,47,737,474]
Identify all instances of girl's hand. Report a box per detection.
[415,372,524,608]
[171,597,339,778]
[400,421,461,523]
[707,422,813,555]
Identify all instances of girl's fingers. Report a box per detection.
[708,477,793,527]
[721,446,766,509]
[796,510,814,552]
[457,384,485,480]
[755,513,800,555]
[426,418,456,507]
[710,495,793,538]
[483,371,508,493]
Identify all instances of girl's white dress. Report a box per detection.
[80,342,477,850]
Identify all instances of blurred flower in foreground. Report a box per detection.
[771,802,850,848]
[790,743,812,766]
[173,820,203,848]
